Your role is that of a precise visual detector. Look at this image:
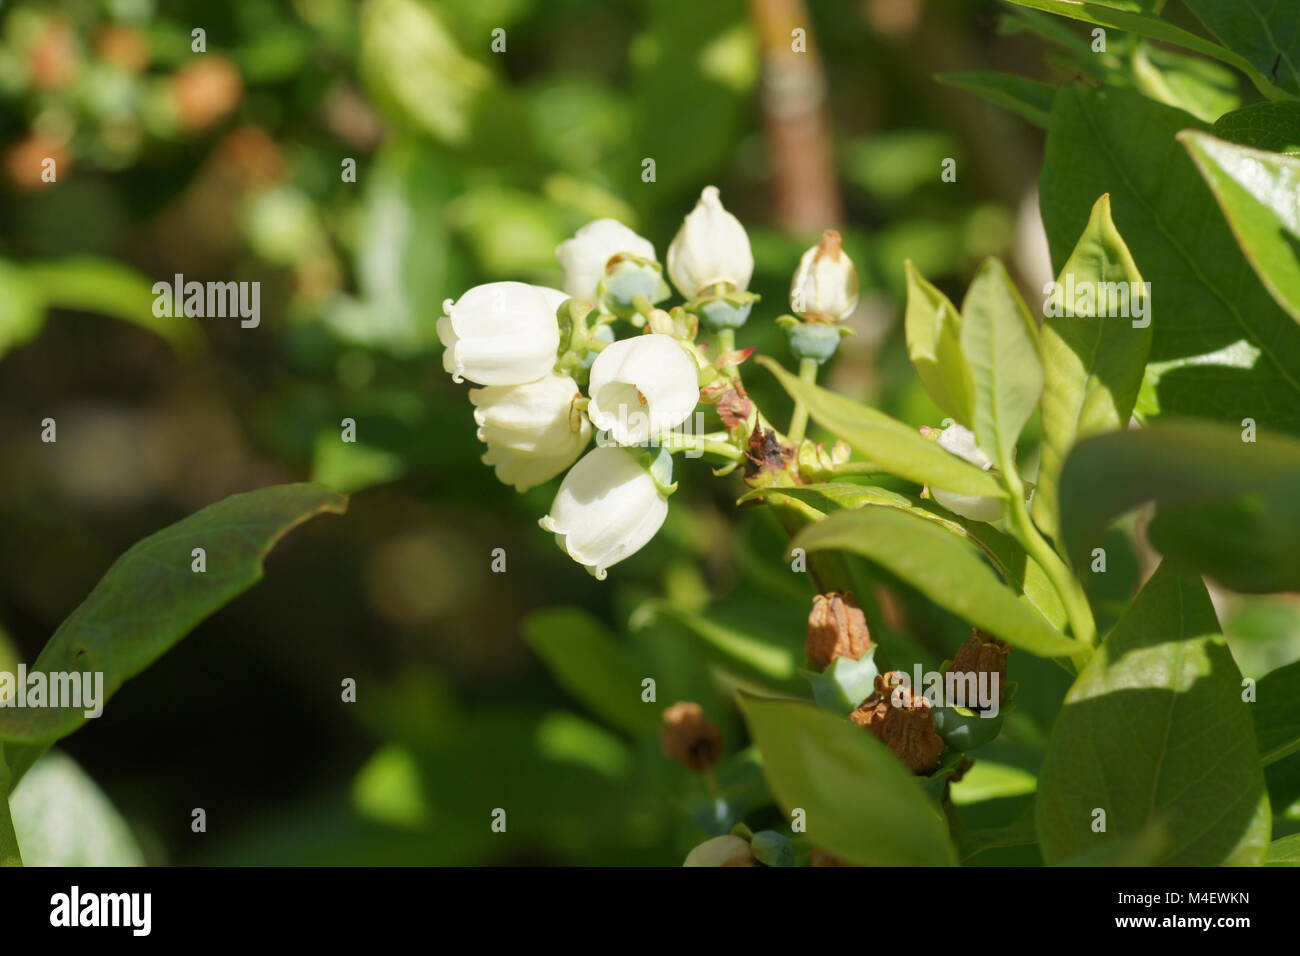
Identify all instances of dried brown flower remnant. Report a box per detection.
[946,628,1011,707]
[851,672,945,774]
[744,425,795,481]
[660,701,722,773]
[805,592,872,670]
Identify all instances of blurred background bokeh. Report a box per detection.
[2,0,1297,865]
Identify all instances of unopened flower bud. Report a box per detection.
[660,701,723,773]
[805,592,872,671]
[850,672,946,774]
[683,834,757,867]
[791,230,859,321]
[945,628,1011,707]
[556,218,657,302]
[667,186,754,301]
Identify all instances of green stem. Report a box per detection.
[0,753,23,867]
[657,432,744,460]
[716,327,736,368]
[1003,470,1097,649]
[787,357,818,446]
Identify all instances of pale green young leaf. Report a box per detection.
[794,507,1080,661]
[1034,194,1151,540]
[959,258,1044,473]
[904,260,976,424]
[757,356,1004,497]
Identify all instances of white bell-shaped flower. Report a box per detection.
[666,186,754,300]
[539,446,669,579]
[930,423,1005,523]
[556,219,657,302]
[586,333,699,445]
[790,230,860,320]
[438,282,566,386]
[469,371,592,492]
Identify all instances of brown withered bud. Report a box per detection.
[805,592,872,670]
[945,627,1011,708]
[850,672,946,774]
[660,701,723,773]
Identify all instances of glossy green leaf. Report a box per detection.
[0,485,347,767]
[1266,833,1300,865]
[794,508,1081,661]
[1058,421,1300,592]
[1036,563,1271,866]
[959,258,1043,473]
[1042,87,1300,432]
[904,260,976,424]
[1254,659,1300,765]
[934,71,1055,129]
[632,600,799,684]
[1132,40,1240,123]
[24,257,204,358]
[758,356,1004,497]
[1212,101,1300,154]
[739,695,956,865]
[1001,0,1282,99]
[1183,0,1300,98]
[1034,194,1151,540]
[522,607,660,735]
[1181,131,1300,325]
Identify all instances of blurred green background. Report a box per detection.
[1,0,1296,865]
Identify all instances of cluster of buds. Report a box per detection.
[439,187,771,579]
[777,229,859,365]
[850,671,946,774]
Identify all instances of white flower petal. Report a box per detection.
[556,219,656,302]
[586,334,699,445]
[539,446,669,579]
[438,282,565,386]
[468,372,591,491]
[937,423,993,471]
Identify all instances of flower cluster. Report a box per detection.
[439,187,768,579]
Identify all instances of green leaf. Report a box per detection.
[757,356,1004,498]
[1254,659,1300,765]
[0,748,19,866]
[632,600,799,684]
[739,695,956,865]
[934,71,1056,129]
[522,607,660,736]
[1181,131,1300,325]
[1001,0,1285,99]
[1131,40,1241,124]
[10,751,145,866]
[959,258,1043,473]
[1042,87,1300,431]
[1036,563,1271,866]
[904,260,976,424]
[23,257,204,358]
[1212,101,1300,154]
[1058,421,1300,592]
[1266,833,1300,865]
[1034,194,1152,541]
[794,508,1081,661]
[0,485,347,774]
[1183,0,1300,98]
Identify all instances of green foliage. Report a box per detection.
[740,696,956,865]
[1036,564,1271,865]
